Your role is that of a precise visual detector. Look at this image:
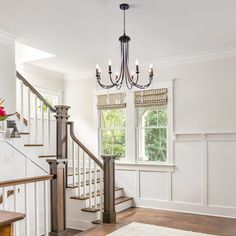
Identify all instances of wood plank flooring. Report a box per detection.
[78,207,236,236]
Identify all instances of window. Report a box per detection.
[137,106,168,162]
[100,109,126,160]
[41,94,59,113]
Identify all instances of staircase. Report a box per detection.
[0,71,134,234]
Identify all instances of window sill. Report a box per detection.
[115,162,175,172]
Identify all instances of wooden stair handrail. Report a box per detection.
[16,71,56,113]
[0,175,53,188]
[67,121,104,170]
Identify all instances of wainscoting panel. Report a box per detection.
[116,170,137,197]
[172,141,202,204]
[140,171,169,200]
[208,141,236,208]
[116,133,236,218]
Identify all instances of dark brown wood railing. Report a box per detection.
[16,71,56,113]
[67,121,104,170]
[0,175,53,188]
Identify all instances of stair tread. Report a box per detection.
[20,132,30,135]
[67,178,102,188]
[67,167,100,176]
[71,187,123,200]
[24,144,44,147]
[39,155,57,158]
[81,196,133,213]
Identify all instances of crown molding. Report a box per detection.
[153,47,236,67]
[0,29,18,43]
[64,47,236,81]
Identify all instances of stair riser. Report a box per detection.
[71,189,124,208]
[116,199,134,212]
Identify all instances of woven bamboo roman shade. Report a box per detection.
[97,93,126,110]
[134,88,168,108]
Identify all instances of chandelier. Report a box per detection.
[96,3,154,90]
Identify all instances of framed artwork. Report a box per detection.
[0,121,4,132]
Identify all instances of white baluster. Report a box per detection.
[89,158,92,208]
[41,101,44,144]
[44,181,49,236]
[35,182,39,236]
[94,163,98,209]
[20,81,24,132]
[47,108,51,153]
[14,185,18,236]
[77,147,81,197]
[25,184,29,236]
[27,88,31,142]
[2,187,6,210]
[72,141,76,186]
[100,170,103,221]
[83,152,86,198]
[35,95,38,143]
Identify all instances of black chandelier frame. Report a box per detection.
[96,3,154,90]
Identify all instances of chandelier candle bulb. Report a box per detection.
[96,64,99,75]
[149,64,153,74]
[108,60,112,73]
[135,60,139,73]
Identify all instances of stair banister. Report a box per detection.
[67,121,117,223]
[67,121,104,170]
[16,71,56,113]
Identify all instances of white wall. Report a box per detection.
[64,79,98,154]
[0,31,17,113]
[17,64,64,97]
[63,56,236,218]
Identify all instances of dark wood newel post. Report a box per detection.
[47,159,68,236]
[47,105,70,236]
[102,155,116,223]
[55,105,70,160]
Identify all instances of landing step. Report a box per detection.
[67,179,102,188]
[25,144,44,147]
[81,196,133,213]
[71,187,122,200]
[20,132,30,135]
[39,155,56,158]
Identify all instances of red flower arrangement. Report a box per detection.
[0,99,15,121]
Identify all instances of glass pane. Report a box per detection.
[101,129,125,160]
[158,106,167,126]
[101,109,125,128]
[138,107,158,127]
[140,128,167,162]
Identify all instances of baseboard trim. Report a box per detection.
[135,198,236,219]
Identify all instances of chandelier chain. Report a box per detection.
[123,9,126,35]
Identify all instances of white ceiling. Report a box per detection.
[0,0,236,79]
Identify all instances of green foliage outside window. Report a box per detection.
[100,109,125,160]
[138,106,167,162]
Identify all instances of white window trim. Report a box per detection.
[94,79,174,170]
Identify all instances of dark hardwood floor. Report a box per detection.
[77,207,236,236]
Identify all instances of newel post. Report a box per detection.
[47,159,68,236]
[47,105,70,236]
[55,105,70,160]
[102,155,116,223]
